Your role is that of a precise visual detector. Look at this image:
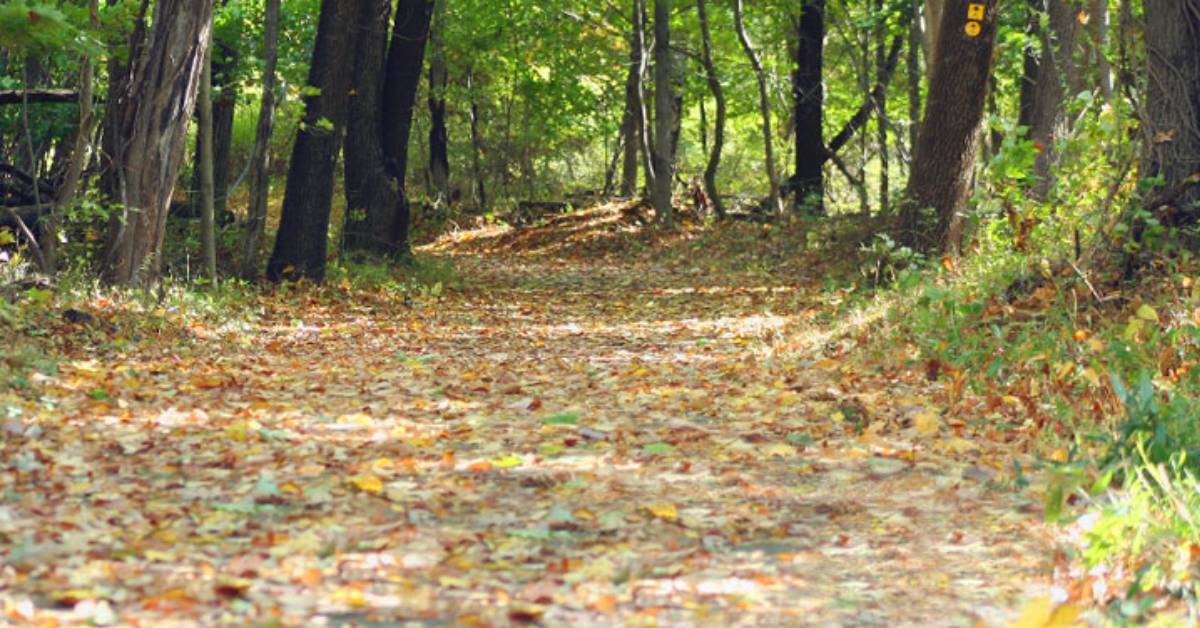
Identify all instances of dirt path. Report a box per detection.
[1,230,1051,625]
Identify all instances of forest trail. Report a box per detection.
[2,208,1051,625]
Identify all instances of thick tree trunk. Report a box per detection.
[650,0,674,223]
[1141,1,1200,226]
[696,0,726,219]
[343,0,401,254]
[101,0,214,286]
[427,0,451,206]
[735,0,782,215]
[791,0,826,214]
[266,0,359,282]
[896,0,1001,255]
[240,0,280,280]
[381,0,435,256]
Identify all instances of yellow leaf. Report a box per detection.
[913,410,940,435]
[493,454,523,469]
[339,413,374,427]
[331,586,369,608]
[1080,368,1101,387]
[1049,448,1069,463]
[761,442,797,458]
[347,474,384,495]
[1009,596,1083,628]
[1136,304,1159,322]
[225,420,252,442]
[1009,596,1053,628]
[645,502,678,521]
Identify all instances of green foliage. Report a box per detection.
[1075,449,1200,621]
[0,2,97,55]
[1102,374,1200,475]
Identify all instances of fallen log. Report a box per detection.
[0,89,79,106]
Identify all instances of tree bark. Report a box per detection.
[381,0,436,256]
[1029,0,1077,199]
[101,0,214,286]
[1017,0,1040,131]
[343,0,401,254]
[924,0,945,75]
[896,0,1001,255]
[735,0,782,215]
[266,0,359,282]
[468,74,488,210]
[188,30,238,218]
[634,0,655,194]
[876,0,891,215]
[620,12,643,197]
[651,0,674,223]
[1093,0,1114,103]
[199,41,217,280]
[907,0,923,157]
[427,0,451,206]
[696,0,726,219]
[1141,0,1200,225]
[791,0,826,214]
[46,0,101,274]
[240,0,280,279]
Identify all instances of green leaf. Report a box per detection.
[542,412,579,426]
[642,442,674,454]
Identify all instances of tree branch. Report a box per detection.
[0,89,79,106]
[826,33,905,157]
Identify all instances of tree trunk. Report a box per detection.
[1141,0,1200,226]
[468,74,488,210]
[199,41,217,280]
[343,0,401,254]
[1029,0,1077,199]
[47,0,101,274]
[896,0,1001,255]
[101,0,214,287]
[924,0,945,75]
[651,0,674,223]
[1017,0,1040,131]
[1093,0,1114,103]
[735,0,782,215]
[791,0,826,214]
[240,0,280,280]
[266,0,359,282]
[907,0,922,168]
[427,0,451,206]
[634,0,655,194]
[620,10,643,197]
[696,0,726,219]
[380,0,436,256]
[876,0,891,215]
[189,36,238,217]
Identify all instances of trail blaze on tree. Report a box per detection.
[896,0,1001,255]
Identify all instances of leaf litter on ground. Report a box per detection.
[1,203,1059,625]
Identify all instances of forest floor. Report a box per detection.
[2,203,1058,625]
